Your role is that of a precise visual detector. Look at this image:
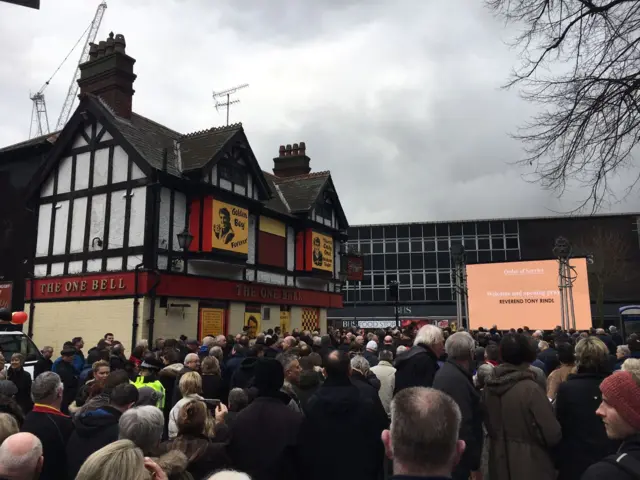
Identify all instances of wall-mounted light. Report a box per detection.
[177,228,194,251]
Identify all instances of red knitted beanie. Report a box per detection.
[600,371,640,431]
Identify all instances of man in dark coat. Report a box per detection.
[66,383,138,479]
[228,357,302,480]
[433,332,483,480]
[21,372,74,480]
[582,371,640,480]
[350,355,388,423]
[297,350,388,480]
[33,346,54,379]
[56,347,79,415]
[394,324,444,395]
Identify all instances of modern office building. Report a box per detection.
[328,213,640,329]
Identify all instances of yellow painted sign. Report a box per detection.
[244,311,262,339]
[311,231,334,272]
[279,309,291,334]
[259,216,286,237]
[200,308,225,338]
[212,200,249,254]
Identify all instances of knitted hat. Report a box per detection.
[600,371,640,430]
[253,357,284,396]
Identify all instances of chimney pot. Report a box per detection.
[272,141,312,177]
[299,141,306,154]
[105,34,115,55]
[278,145,285,157]
[114,33,126,53]
[292,143,299,155]
[97,40,107,57]
[88,42,98,60]
[285,144,292,156]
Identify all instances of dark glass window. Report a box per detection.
[491,237,505,250]
[399,289,411,302]
[464,238,476,250]
[372,255,384,270]
[396,225,408,238]
[490,221,504,235]
[384,226,396,239]
[423,224,436,237]
[506,237,519,249]
[478,251,491,263]
[410,224,422,237]
[374,274,385,286]
[463,223,476,236]
[426,273,438,285]
[425,253,437,269]
[477,222,490,235]
[400,273,410,285]
[439,271,451,284]
[386,274,397,283]
[426,289,439,300]
[493,250,506,262]
[386,241,397,253]
[412,289,425,301]
[466,251,478,264]
[450,223,462,235]
[411,253,424,269]
[506,250,520,261]
[359,242,371,254]
[398,254,411,270]
[372,242,383,253]
[437,252,450,269]
[360,227,371,239]
[424,240,436,252]
[505,221,518,234]
[361,274,372,286]
[385,255,397,270]
[361,290,372,302]
[411,241,422,252]
[436,224,449,237]
[371,227,383,239]
[398,242,410,253]
[347,227,359,239]
[373,290,386,302]
[437,239,449,251]
[219,163,246,187]
[478,238,490,250]
[412,273,424,286]
[439,288,452,301]
[363,255,371,270]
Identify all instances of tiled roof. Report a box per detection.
[270,171,330,212]
[0,132,59,154]
[179,124,243,171]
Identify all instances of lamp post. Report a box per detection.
[388,280,400,329]
[176,227,193,275]
[451,243,469,330]
[553,236,576,331]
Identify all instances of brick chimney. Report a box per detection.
[78,32,136,119]
[273,142,311,177]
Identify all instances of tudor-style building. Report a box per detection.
[10,33,348,352]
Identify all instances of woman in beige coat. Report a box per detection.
[483,333,561,480]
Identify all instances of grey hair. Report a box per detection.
[414,325,444,347]
[202,336,215,348]
[209,346,224,362]
[208,470,252,480]
[0,432,42,475]
[617,345,631,357]
[136,340,148,349]
[118,406,164,454]
[622,358,640,376]
[397,345,408,355]
[445,332,475,361]
[312,336,322,347]
[390,387,461,470]
[228,388,249,412]
[31,372,63,404]
[184,353,199,366]
[379,350,394,363]
[277,353,299,372]
[10,353,24,364]
[0,413,19,445]
[350,355,370,376]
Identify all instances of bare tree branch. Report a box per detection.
[486,0,640,211]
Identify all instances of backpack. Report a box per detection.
[603,453,640,479]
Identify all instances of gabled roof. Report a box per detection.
[272,171,331,212]
[179,124,243,171]
[0,132,59,154]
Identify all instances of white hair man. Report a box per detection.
[382,387,465,478]
[119,405,164,454]
[394,324,444,395]
[364,340,379,367]
[350,355,385,415]
[0,432,44,479]
[433,332,483,480]
[22,372,73,479]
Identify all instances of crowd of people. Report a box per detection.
[0,323,638,480]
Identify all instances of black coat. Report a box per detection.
[433,361,483,476]
[597,334,617,356]
[537,348,559,375]
[33,358,53,379]
[7,367,33,414]
[351,371,388,425]
[297,377,388,480]
[292,370,322,412]
[56,361,78,415]
[65,405,122,480]
[363,350,379,367]
[555,371,619,480]
[230,357,258,390]
[228,394,302,480]
[393,343,439,395]
[171,366,195,407]
[202,374,224,400]
[582,434,640,480]
[22,405,74,480]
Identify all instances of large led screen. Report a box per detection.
[467,259,592,330]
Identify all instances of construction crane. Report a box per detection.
[29,1,107,138]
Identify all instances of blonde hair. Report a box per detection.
[179,372,202,397]
[201,356,221,376]
[0,413,19,445]
[92,360,110,373]
[75,439,149,480]
[621,358,640,377]
[575,337,609,371]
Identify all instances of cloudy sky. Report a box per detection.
[1,0,639,224]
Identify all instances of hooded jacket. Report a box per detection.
[230,357,259,390]
[482,363,561,480]
[582,434,640,480]
[66,405,123,479]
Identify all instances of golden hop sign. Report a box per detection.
[212,200,249,254]
[311,231,334,272]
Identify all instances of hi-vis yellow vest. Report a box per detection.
[131,377,166,409]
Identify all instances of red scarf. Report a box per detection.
[486,360,499,367]
[33,404,68,418]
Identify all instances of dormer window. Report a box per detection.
[219,162,247,188]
